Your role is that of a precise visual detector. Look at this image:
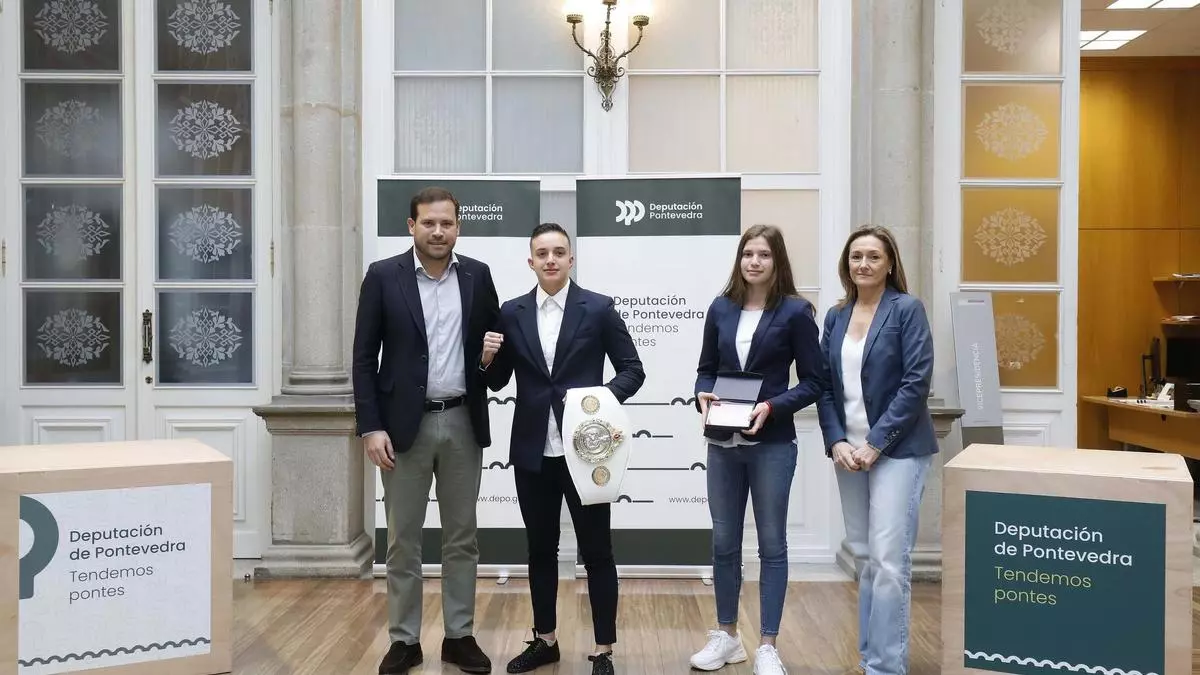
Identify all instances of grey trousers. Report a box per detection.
[381,406,482,644]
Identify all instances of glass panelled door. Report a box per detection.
[136,0,272,557]
[4,0,274,558]
[9,0,136,444]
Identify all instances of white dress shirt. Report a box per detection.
[537,280,570,457]
[413,249,466,399]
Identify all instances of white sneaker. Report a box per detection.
[753,644,788,675]
[688,629,747,671]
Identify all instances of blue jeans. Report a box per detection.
[836,453,932,675]
[706,440,797,637]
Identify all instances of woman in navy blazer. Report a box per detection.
[817,225,937,675]
[688,224,824,675]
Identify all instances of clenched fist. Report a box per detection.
[481,331,504,366]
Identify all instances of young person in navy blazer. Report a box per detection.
[480,223,644,675]
[688,224,825,675]
[816,225,938,675]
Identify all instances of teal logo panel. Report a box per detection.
[964,490,1165,675]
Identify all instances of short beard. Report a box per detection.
[416,241,451,261]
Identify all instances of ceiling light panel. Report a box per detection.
[1100,29,1147,39]
[1151,0,1200,8]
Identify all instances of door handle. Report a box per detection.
[142,309,153,363]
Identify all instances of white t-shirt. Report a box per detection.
[840,333,870,448]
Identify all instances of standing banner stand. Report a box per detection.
[951,292,1006,446]
[371,176,541,578]
[574,175,741,576]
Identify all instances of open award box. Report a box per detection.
[704,371,765,436]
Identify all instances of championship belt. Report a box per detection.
[562,386,632,505]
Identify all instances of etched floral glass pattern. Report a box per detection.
[22,0,121,71]
[975,207,1048,266]
[156,0,252,71]
[963,83,1060,180]
[23,82,122,177]
[157,188,252,280]
[995,312,1047,371]
[963,0,1062,75]
[24,186,121,280]
[991,292,1059,388]
[24,290,121,384]
[961,187,1059,284]
[974,102,1049,161]
[157,83,252,176]
[158,291,253,384]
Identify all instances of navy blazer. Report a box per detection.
[351,249,500,454]
[484,283,645,473]
[694,295,826,444]
[816,287,938,459]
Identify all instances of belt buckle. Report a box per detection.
[429,399,446,413]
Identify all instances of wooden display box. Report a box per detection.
[0,439,232,674]
[943,444,1192,675]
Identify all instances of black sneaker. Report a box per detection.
[379,641,422,674]
[589,652,615,675]
[442,635,492,673]
[505,631,561,673]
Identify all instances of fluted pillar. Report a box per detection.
[252,0,371,579]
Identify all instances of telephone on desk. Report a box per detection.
[1147,382,1174,404]
[1120,382,1174,406]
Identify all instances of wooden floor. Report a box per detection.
[231,577,1196,674]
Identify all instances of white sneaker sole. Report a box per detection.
[690,647,749,671]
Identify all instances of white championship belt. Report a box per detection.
[562,386,633,505]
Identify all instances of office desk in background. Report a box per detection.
[1081,395,1200,459]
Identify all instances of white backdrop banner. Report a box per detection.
[575,175,741,566]
[372,176,541,567]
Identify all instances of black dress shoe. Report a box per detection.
[442,635,492,673]
[505,631,561,673]
[589,652,615,675]
[379,641,422,674]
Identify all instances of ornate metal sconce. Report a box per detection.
[565,0,651,111]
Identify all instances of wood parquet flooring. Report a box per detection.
[229,578,1195,674]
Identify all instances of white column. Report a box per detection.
[281,0,354,395]
[252,0,372,579]
[839,0,963,581]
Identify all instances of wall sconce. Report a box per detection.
[565,0,651,111]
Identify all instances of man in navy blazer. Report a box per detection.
[481,223,644,675]
[352,187,499,675]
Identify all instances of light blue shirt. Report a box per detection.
[414,250,466,399]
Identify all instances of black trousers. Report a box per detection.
[514,455,618,645]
